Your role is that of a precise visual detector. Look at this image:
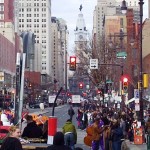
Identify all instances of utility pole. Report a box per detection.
[14,53,21,125]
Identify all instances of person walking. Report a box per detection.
[62,119,77,150]
[1,126,23,150]
[46,131,71,150]
[39,102,44,112]
[146,117,150,135]
[68,106,75,121]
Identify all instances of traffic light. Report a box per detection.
[143,73,149,89]
[69,56,76,71]
[97,90,101,94]
[79,83,83,89]
[123,77,128,93]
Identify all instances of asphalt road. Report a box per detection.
[29,104,90,149]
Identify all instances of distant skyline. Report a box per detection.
[51,0,148,53]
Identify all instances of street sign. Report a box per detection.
[134,89,139,99]
[49,95,56,103]
[116,52,127,59]
[90,59,98,69]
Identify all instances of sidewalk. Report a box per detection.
[125,140,147,150]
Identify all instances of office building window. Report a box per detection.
[0,5,4,11]
[42,67,46,70]
[0,14,4,19]
[120,18,123,28]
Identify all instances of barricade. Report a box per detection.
[47,116,57,144]
[134,127,144,144]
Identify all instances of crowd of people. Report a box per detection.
[0,115,82,150]
[74,101,150,150]
[0,101,150,150]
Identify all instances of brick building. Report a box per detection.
[126,9,140,99]
[0,33,20,74]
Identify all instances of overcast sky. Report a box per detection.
[51,0,148,53]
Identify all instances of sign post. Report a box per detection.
[90,59,98,69]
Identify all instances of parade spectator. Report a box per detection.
[87,109,93,126]
[91,116,107,150]
[1,110,11,126]
[62,119,77,150]
[46,131,71,150]
[76,109,82,129]
[42,120,48,141]
[145,117,150,135]
[68,106,75,121]
[22,115,42,138]
[110,119,123,150]
[1,126,23,150]
[101,113,110,125]
[98,116,105,150]
[81,110,88,130]
[120,117,126,138]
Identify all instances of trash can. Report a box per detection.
[47,116,57,144]
[147,134,150,150]
[134,128,143,144]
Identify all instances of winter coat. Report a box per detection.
[62,121,77,143]
[111,127,123,142]
[1,137,23,150]
[68,108,75,117]
[22,121,43,138]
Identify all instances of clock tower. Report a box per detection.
[74,5,89,51]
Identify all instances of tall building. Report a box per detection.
[0,0,14,26]
[93,0,140,40]
[0,0,14,42]
[0,0,21,89]
[116,0,140,22]
[51,17,69,90]
[18,0,52,79]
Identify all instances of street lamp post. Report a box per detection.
[121,0,144,125]
[139,0,144,125]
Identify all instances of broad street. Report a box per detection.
[29,104,90,150]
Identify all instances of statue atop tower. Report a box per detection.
[79,4,83,11]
